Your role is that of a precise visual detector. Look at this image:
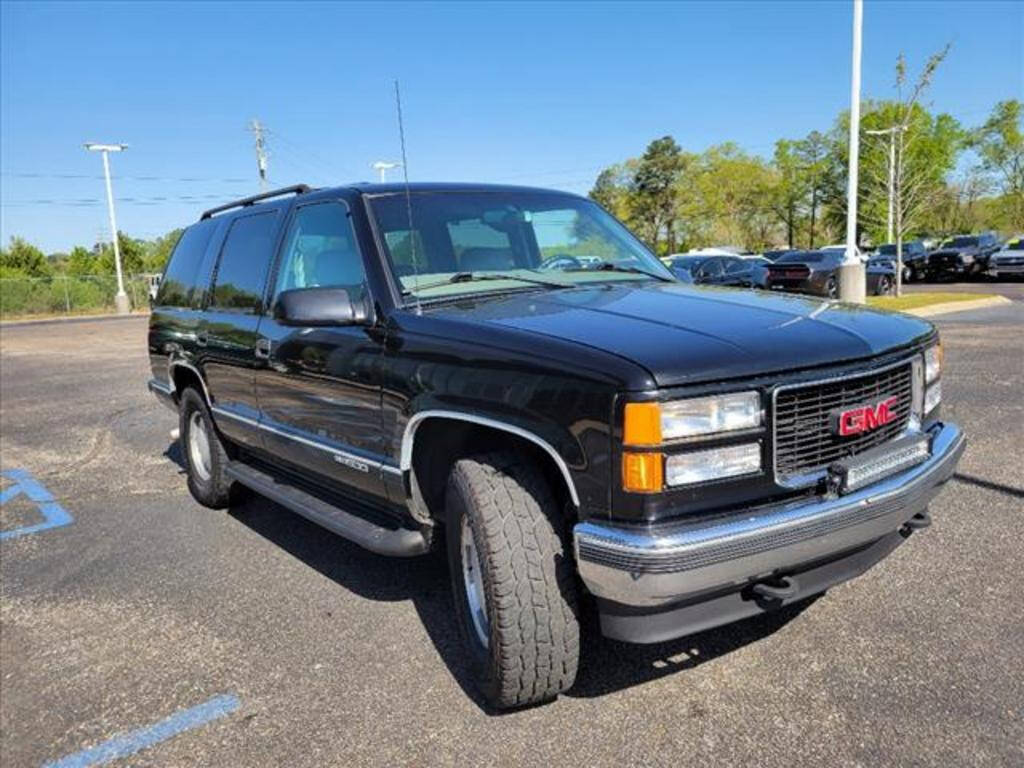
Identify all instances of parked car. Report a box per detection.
[148,182,963,709]
[765,250,895,298]
[870,240,928,282]
[987,235,1024,279]
[667,254,766,288]
[926,233,1001,280]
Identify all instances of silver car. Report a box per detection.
[989,235,1024,279]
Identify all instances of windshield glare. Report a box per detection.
[367,191,673,300]
[946,236,978,248]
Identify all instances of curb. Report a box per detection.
[904,295,1012,318]
[0,312,150,329]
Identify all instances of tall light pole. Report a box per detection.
[371,161,401,183]
[838,0,866,303]
[84,142,130,314]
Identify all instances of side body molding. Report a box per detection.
[399,410,581,508]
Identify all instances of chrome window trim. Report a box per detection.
[400,410,581,508]
[771,355,919,488]
[211,406,402,476]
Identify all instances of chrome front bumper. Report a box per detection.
[574,422,965,607]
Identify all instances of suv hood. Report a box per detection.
[431,283,934,387]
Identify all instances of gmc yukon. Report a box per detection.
[147,183,964,708]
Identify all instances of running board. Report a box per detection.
[225,461,429,557]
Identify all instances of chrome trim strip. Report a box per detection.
[400,410,581,508]
[771,355,919,488]
[148,378,173,396]
[574,422,964,607]
[210,406,401,475]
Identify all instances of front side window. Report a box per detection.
[210,211,279,313]
[368,191,672,302]
[274,202,366,303]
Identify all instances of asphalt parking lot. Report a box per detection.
[2,300,1022,767]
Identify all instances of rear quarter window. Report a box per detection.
[210,211,280,313]
[156,219,217,308]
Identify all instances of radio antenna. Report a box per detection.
[394,80,421,314]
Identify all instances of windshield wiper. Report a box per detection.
[563,263,674,282]
[402,271,571,296]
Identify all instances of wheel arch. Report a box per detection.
[401,411,581,524]
[168,360,211,407]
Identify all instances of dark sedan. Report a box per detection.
[668,255,768,288]
[765,250,895,298]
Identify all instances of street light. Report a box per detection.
[371,161,401,183]
[838,0,866,303]
[84,142,130,315]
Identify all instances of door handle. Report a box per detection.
[195,331,208,347]
[254,338,272,359]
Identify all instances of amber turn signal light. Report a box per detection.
[623,402,662,446]
[622,451,664,493]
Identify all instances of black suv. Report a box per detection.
[926,233,1001,280]
[148,183,964,708]
[871,240,928,282]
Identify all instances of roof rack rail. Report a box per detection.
[200,184,311,220]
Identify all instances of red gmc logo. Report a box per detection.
[832,396,900,437]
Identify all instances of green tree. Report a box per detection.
[67,245,97,276]
[770,139,808,248]
[95,232,146,276]
[795,131,830,247]
[0,237,51,277]
[143,228,184,272]
[971,99,1024,227]
[629,136,685,253]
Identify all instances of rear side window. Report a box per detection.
[210,211,279,313]
[156,220,216,308]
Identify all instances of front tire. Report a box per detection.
[179,387,236,508]
[825,276,838,299]
[445,453,580,708]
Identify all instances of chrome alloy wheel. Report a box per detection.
[461,516,490,648]
[187,410,213,482]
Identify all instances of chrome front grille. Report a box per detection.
[773,361,914,484]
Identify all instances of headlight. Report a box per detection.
[924,343,942,384]
[924,381,942,415]
[665,443,762,487]
[625,392,762,445]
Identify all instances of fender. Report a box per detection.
[167,358,212,407]
[399,409,581,508]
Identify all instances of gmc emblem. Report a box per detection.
[831,396,900,437]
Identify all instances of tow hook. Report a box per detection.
[901,511,932,536]
[751,575,799,601]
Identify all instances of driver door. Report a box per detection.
[253,199,388,500]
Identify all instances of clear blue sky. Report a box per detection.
[1,0,1021,253]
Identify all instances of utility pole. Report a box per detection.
[249,119,269,191]
[838,0,866,304]
[84,142,130,315]
[371,161,401,183]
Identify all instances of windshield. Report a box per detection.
[878,244,897,255]
[367,190,673,301]
[945,236,978,248]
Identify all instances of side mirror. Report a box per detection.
[274,287,369,327]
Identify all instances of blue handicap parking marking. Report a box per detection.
[43,694,241,768]
[0,468,74,540]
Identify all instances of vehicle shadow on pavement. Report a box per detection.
[216,478,816,714]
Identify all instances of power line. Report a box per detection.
[1,172,253,184]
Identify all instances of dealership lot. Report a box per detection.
[1,303,1022,767]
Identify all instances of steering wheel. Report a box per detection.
[538,253,583,272]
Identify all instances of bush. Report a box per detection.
[0,275,152,319]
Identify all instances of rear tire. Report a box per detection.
[445,453,580,709]
[179,387,236,509]
[825,276,838,299]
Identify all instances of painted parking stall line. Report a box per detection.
[43,694,240,768]
[0,468,73,540]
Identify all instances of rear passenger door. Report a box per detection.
[253,199,388,499]
[199,208,282,450]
